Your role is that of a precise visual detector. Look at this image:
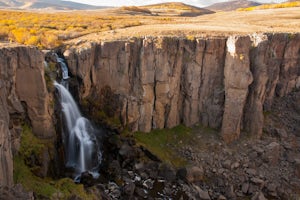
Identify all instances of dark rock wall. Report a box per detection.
[0,33,299,188]
[0,45,54,188]
[64,33,300,143]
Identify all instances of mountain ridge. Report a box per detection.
[0,0,109,10]
[205,0,261,11]
[140,2,214,16]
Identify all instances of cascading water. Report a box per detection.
[54,53,69,80]
[54,53,70,89]
[53,55,101,181]
[55,82,101,181]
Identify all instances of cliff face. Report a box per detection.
[64,33,300,143]
[0,45,54,188]
[0,33,299,191]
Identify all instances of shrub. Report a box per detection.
[25,35,40,46]
[238,1,300,11]
[11,28,28,43]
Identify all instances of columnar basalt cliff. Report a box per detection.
[0,45,54,188]
[64,33,300,143]
[0,33,299,198]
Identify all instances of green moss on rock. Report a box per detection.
[19,124,47,168]
[133,125,192,168]
[44,62,57,92]
[14,125,96,199]
[81,85,123,132]
[14,156,57,198]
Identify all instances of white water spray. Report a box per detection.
[54,82,101,180]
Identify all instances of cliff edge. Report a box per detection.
[63,33,300,143]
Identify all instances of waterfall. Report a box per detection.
[54,53,70,89]
[54,53,69,80]
[54,82,101,181]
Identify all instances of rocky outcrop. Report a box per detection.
[0,45,54,188]
[222,36,253,143]
[244,33,300,139]
[64,33,300,142]
[0,33,299,198]
[65,37,227,132]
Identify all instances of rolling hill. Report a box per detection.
[141,2,214,16]
[205,0,261,11]
[238,0,300,11]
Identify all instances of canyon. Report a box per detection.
[64,33,300,142]
[0,32,299,198]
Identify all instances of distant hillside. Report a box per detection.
[206,0,261,11]
[0,0,108,10]
[117,6,153,16]
[0,2,8,6]
[141,2,214,16]
[1,0,23,7]
[238,1,300,11]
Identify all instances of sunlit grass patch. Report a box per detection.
[134,125,192,167]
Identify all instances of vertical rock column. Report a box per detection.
[276,34,300,97]
[197,38,226,129]
[244,34,269,138]
[0,46,55,188]
[152,38,183,130]
[139,38,156,132]
[222,36,253,143]
[261,34,288,111]
[0,84,13,188]
[15,47,54,139]
[181,39,204,127]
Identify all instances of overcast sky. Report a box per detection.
[66,0,287,7]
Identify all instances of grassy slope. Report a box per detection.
[238,1,300,11]
[0,10,142,48]
[133,125,192,167]
[14,125,95,199]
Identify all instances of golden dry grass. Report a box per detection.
[120,6,152,14]
[238,1,300,11]
[141,2,213,16]
[143,2,198,10]
[0,10,144,48]
[1,5,300,49]
[0,6,210,48]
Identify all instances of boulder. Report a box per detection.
[264,142,280,165]
[185,166,204,183]
[123,180,135,196]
